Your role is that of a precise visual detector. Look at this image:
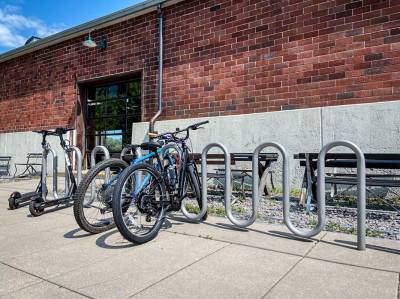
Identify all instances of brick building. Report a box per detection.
[0,0,399,167]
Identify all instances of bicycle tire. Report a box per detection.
[112,163,167,244]
[73,158,128,234]
[186,163,208,220]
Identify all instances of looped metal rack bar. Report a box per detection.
[194,140,367,251]
[89,146,111,203]
[317,140,366,250]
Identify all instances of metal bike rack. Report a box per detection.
[194,140,367,251]
[196,143,266,228]
[71,146,83,185]
[63,146,83,194]
[41,148,59,200]
[181,143,231,222]
[91,145,110,178]
[284,141,366,250]
[317,140,366,250]
[89,146,110,201]
[40,145,82,200]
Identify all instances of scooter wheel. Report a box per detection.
[8,197,18,210]
[29,198,45,217]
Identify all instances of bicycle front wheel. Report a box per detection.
[112,163,167,244]
[73,158,128,234]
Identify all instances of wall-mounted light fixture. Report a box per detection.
[83,31,97,48]
[83,31,107,50]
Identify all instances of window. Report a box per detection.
[84,79,141,154]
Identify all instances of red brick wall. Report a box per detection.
[0,0,399,133]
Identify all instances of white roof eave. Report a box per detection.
[0,0,184,63]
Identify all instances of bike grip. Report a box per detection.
[195,120,209,127]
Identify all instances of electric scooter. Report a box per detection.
[8,186,46,210]
[8,133,57,210]
[8,128,82,216]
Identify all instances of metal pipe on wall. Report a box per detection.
[149,4,163,134]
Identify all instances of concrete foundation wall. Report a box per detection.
[132,101,400,187]
[0,131,72,176]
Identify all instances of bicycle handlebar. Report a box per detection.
[33,128,74,148]
[174,120,209,135]
[189,120,209,130]
[33,127,74,136]
[150,120,209,141]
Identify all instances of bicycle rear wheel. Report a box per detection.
[112,163,167,244]
[73,158,128,234]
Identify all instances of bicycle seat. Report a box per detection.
[123,144,139,151]
[140,142,162,152]
[121,144,140,163]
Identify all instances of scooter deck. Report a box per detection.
[12,191,40,208]
[36,196,74,209]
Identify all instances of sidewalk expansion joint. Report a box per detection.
[261,236,319,298]
[397,273,399,299]
[165,230,400,275]
[304,232,400,275]
[0,261,94,299]
[164,230,304,258]
[128,243,231,298]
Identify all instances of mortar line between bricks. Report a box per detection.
[164,230,400,274]
[0,261,94,299]
[128,243,231,298]
[261,237,319,298]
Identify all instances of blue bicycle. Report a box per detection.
[112,121,208,243]
[73,121,208,236]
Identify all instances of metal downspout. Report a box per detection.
[149,4,163,134]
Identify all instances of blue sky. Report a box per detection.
[0,0,143,53]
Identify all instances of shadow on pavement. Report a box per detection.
[64,227,92,239]
[166,215,400,255]
[166,214,196,225]
[95,229,137,250]
[26,203,73,217]
[94,219,175,249]
[161,219,173,229]
[261,229,315,242]
[334,239,400,254]
[206,221,316,242]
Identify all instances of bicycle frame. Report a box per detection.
[101,148,163,194]
[103,121,207,212]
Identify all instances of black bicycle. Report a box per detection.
[112,120,209,244]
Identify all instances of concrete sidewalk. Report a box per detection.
[0,179,399,299]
